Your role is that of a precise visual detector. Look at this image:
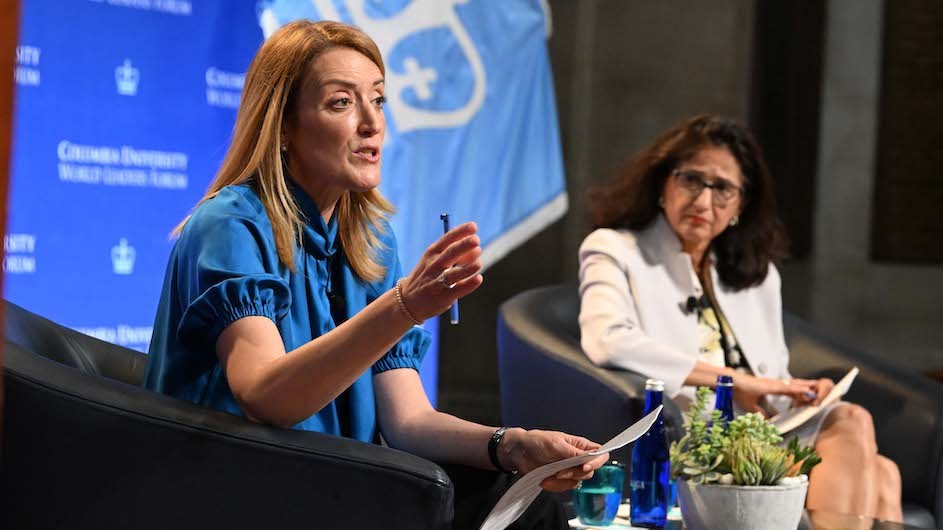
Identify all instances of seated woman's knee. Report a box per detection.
[877,455,902,490]
[822,404,877,454]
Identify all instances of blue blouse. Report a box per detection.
[142,181,430,442]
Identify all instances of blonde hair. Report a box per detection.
[174,20,394,283]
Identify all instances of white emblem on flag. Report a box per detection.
[256,0,486,132]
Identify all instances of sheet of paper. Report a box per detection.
[479,405,663,530]
[771,367,859,434]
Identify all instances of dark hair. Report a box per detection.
[586,114,788,290]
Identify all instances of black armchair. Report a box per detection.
[497,284,943,529]
[2,301,454,530]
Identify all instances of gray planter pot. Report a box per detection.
[677,480,808,530]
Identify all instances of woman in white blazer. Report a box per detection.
[578,115,902,521]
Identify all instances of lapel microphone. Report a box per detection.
[683,295,706,315]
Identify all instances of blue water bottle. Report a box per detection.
[630,379,670,528]
[714,374,735,425]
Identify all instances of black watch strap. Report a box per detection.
[488,426,515,474]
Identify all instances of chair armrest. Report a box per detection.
[5,299,148,384]
[497,295,684,465]
[3,343,453,530]
[784,313,943,525]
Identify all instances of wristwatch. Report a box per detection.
[488,426,517,474]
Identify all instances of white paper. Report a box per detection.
[770,367,859,434]
[479,406,663,530]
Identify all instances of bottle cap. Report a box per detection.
[717,375,734,387]
[645,379,665,391]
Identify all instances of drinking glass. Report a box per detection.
[574,462,624,526]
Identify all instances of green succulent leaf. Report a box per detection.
[670,386,824,487]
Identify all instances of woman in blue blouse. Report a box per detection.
[143,20,605,529]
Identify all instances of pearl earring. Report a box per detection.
[729,215,739,227]
[280,144,287,153]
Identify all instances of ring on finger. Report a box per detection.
[575,480,583,490]
[437,269,456,289]
[781,378,791,386]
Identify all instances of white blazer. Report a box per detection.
[578,214,792,410]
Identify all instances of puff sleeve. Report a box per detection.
[175,204,291,354]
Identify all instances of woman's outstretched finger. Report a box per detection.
[444,259,483,285]
[452,244,483,267]
[423,222,478,257]
[433,259,482,294]
[584,453,609,471]
[432,235,481,272]
[447,273,483,300]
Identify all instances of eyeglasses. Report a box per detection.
[671,169,744,207]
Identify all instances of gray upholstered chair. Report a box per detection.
[497,284,943,529]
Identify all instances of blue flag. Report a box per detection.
[259,0,566,268]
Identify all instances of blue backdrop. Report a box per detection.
[6,0,567,405]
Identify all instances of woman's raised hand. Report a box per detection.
[733,373,820,415]
[398,221,484,322]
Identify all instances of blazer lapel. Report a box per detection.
[711,268,778,378]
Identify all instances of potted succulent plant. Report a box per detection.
[669,387,822,530]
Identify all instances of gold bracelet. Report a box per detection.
[395,278,422,325]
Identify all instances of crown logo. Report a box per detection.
[257,0,486,132]
[111,238,136,275]
[115,59,140,96]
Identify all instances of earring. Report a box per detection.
[280,144,287,153]
[729,215,739,227]
[658,196,665,208]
